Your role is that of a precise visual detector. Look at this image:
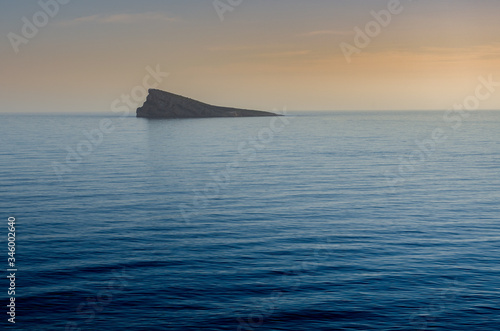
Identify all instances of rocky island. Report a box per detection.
[137,89,280,119]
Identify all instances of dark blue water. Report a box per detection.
[1,111,499,330]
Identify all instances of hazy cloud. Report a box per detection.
[253,50,311,58]
[207,45,260,52]
[59,12,180,26]
[298,30,353,37]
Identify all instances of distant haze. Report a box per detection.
[2,0,500,113]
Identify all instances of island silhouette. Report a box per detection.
[137,89,280,119]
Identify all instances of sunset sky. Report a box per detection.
[2,0,500,113]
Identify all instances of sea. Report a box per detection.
[1,110,499,330]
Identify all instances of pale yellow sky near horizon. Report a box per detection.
[2,0,500,113]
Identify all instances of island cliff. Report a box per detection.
[137,89,280,119]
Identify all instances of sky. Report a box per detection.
[1,0,500,113]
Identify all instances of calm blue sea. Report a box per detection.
[1,111,499,330]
